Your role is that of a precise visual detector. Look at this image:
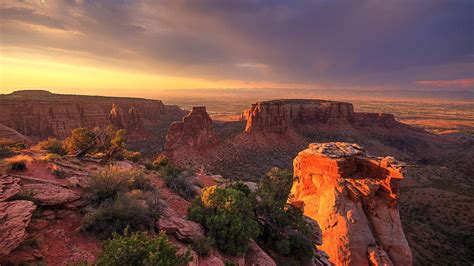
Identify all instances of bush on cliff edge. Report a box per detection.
[188,183,260,256]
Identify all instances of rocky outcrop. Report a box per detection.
[158,206,204,242]
[0,90,186,138]
[0,124,31,143]
[21,183,81,206]
[109,103,144,131]
[0,200,36,255]
[0,175,21,202]
[165,106,219,150]
[242,99,404,134]
[289,142,412,266]
[245,241,277,266]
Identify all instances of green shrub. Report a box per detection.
[255,167,316,261]
[85,166,130,204]
[64,126,128,159]
[65,128,96,154]
[159,164,196,200]
[188,184,260,256]
[166,174,196,200]
[82,195,158,239]
[129,173,154,192]
[35,138,67,155]
[191,236,214,257]
[98,230,191,266]
[85,165,154,205]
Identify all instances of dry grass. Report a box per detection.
[5,154,33,171]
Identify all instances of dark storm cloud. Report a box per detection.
[1,0,473,88]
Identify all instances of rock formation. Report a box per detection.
[21,183,81,206]
[289,142,412,266]
[165,106,219,150]
[0,124,31,143]
[0,200,36,256]
[0,175,21,202]
[158,206,204,242]
[0,90,185,139]
[242,99,403,134]
[109,103,144,131]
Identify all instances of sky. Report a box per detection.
[0,0,473,96]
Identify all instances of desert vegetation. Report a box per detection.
[82,194,161,239]
[4,154,33,171]
[147,155,197,200]
[0,138,26,159]
[97,230,191,266]
[34,138,67,156]
[188,183,260,256]
[188,167,318,262]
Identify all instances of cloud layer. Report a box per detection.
[1,0,473,90]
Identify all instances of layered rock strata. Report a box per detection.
[242,99,402,134]
[165,106,219,150]
[0,90,185,138]
[289,142,412,266]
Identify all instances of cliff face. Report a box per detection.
[242,99,354,133]
[242,99,402,134]
[165,106,219,151]
[0,91,185,139]
[289,142,412,266]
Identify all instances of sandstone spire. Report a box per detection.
[165,106,219,150]
[289,142,413,266]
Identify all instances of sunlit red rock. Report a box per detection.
[242,99,407,134]
[0,90,185,138]
[289,142,412,266]
[165,106,219,150]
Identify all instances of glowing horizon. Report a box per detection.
[1,0,473,94]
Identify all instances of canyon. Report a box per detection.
[1,91,472,265]
[0,90,185,140]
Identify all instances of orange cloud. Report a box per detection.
[414,78,474,88]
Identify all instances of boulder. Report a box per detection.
[289,142,413,266]
[22,183,81,206]
[245,241,276,266]
[0,200,36,255]
[158,207,204,242]
[0,175,21,202]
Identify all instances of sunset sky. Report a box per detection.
[1,0,473,96]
